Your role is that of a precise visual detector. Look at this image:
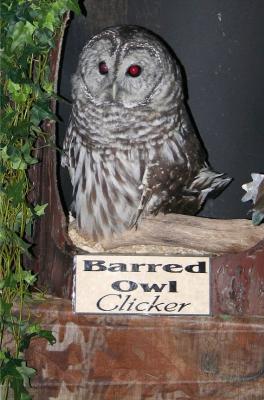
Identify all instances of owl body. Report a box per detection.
[62,26,230,240]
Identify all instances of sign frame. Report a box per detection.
[73,254,212,316]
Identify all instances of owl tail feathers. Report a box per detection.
[188,167,232,205]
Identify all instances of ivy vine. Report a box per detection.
[0,1,80,399]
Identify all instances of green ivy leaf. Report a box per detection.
[15,236,31,255]
[34,28,54,49]
[1,146,27,170]
[0,351,8,361]
[0,298,12,317]
[42,10,58,31]
[5,180,26,207]
[7,80,32,104]
[0,52,15,74]
[10,121,32,140]
[21,142,38,165]
[42,81,53,94]
[19,334,36,352]
[20,271,37,285]
[34,203,48,217]
[16,362,36,381]
[0,274,17,290]
[1,1,78,397]
[19,326,55,352]
[20,392,32,400]
[65,0,81,14]
[9,21,36,52]
[30,102,57,126]
[26,323,41,335]
[38,329,56,345]
[4,359,35,399]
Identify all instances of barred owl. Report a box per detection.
[62,25,231,241]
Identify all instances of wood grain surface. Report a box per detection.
[69,214,264,255]
[26,297,264,400]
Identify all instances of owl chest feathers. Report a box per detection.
[73,144,144,240]
[69,104,197,240]
[68,101,203,240]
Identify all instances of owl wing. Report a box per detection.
[130,103,231,227]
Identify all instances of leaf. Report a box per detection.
[10,121,32,140]
[5,180,26,206]
[15,236,31,255]
[33,28,54,49]
[30,103,57,126]
[20,271,37,285]
[38,329,56,345]
[16,362,36,381]
[34,203,48,217]
[21,142,38,165]
[0,298,12,317]
[0,362,19,383]
[242,173,264,225]
[6,359,34,400]
[9,21,36,52]
[42,81,53,94]
[20,392,32,400]
[0,274,17,290]
[65,0,81,14]
[19,326,55,351]
[7,80,32,103]
[42,10,58,31]
[1,146,27,170]
[252,210,264,226]
[0,52,14,72]
[0,351,8,361]
[26,323,41,335]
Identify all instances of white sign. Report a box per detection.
[73,255,211,315]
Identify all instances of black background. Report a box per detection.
[58,0,264,219]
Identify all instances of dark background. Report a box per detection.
[58,0,264,219]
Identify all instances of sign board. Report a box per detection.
[73,255,211,315]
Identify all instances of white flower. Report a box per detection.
[242,173,264,204]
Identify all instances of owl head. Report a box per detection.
[72,25,183,109]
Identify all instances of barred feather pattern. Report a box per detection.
[62,25,231,240]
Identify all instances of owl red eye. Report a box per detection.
[127,64,141,77]
[99,61,108,75]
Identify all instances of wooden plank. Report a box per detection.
[26,297,264,400]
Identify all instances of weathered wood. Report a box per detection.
[211,239,264,316]
[26,297,264,400]
[69,214,264,255]
[68,215,264,318]
[28,13,74,298]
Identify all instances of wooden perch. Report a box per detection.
[69,214,264,255]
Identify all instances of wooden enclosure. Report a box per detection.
[26,2,264,399]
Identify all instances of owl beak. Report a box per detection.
[112,82,118,100]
